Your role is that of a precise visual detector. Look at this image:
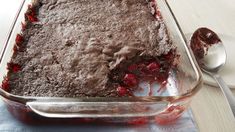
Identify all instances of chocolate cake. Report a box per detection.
[2,0,177,97]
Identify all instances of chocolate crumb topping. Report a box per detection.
[8,0,176,97]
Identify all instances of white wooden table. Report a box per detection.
[0,0,235,131]
[168,0,235,131]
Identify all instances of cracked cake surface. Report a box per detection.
[7,0,176,97]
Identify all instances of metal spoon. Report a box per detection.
[190,27,235,117]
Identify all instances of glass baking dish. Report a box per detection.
[0,0,202,125]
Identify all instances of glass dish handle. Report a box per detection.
[26,101,168,118]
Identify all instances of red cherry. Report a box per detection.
[12,64,21,72]
[137,63,148,74]
[1,77,9,91]
[117,86,128,96]
[30,10,36,17]
[147,62,160,72]
[27,14,38,22]
[127,64,138,72]
[28,4,36,14]
[15,34,24,45]
[13,45,18,53]
[164,50,174,60]
[123,74,138,87]
[7,62,21,73]
[26,4,38,22]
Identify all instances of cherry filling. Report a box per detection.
[127,117,148,125]
[110,50,176,97]
[116,86,129,96]
[123,74,138,87]
[147,62,160,72]
[1,4,38,91]
[7,62,21,73]
[25,5,38,22]
[13,34,25,53]
[1,77,10,92]
[1,62,21,92]
[15,34,24,45]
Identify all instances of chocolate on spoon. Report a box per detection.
[190,27,221,60]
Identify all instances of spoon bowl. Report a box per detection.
[201,42,226,73]
[190,27,235,117]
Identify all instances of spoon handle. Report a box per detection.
[212,74,235,117]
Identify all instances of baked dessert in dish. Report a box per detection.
[1,0,178,97]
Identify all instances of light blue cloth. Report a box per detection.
[0,99,198,132]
